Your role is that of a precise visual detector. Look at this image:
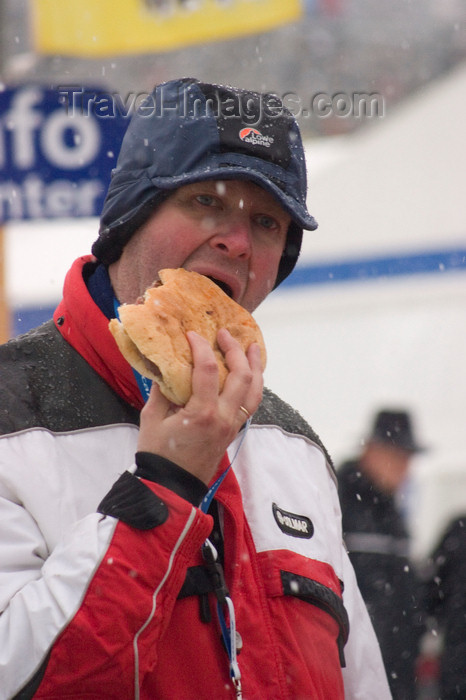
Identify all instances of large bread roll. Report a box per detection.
[109,268,266,405]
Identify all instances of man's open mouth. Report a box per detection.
[208,277,234,299]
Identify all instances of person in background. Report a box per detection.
[338,409,426,700]
[421,513,466,699]
[0,78,390,699]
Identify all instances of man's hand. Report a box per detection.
[137,328,263,484]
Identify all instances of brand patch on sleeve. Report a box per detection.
[272,503,314,539]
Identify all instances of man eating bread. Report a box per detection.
[0,79,390,699]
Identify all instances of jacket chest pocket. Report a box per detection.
[258,550,349,670]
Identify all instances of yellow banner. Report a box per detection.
[33,0,302,56]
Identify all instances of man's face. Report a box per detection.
[109,179,291,312]
[362,442,412,494]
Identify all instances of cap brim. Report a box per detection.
[148,165,318,232]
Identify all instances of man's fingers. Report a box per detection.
[217,329,263,416]
[185,328,262,419]
[140,383,167,419]
[216,327,240,363]
[186,331,220,404]
[247,342,263,370]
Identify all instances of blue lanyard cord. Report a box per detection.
[218,597,242,690]
[200,418,251,514]
[199,424,251,699]
[133,372,152,403]
[113,297,153,402]
[202,540,242,697]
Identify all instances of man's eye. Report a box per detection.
[196,194,216,206]
[256,214,278,230]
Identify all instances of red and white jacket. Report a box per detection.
[0,257,391,699]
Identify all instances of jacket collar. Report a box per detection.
[53,256,144,410]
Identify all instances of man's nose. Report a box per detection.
[210,217,252,259]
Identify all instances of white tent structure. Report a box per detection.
[255,61,466,558]
[5,62,466,557]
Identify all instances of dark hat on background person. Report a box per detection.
[92,77,317,288]
[367,409,425,453]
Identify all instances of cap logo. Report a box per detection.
[239,127,274,148]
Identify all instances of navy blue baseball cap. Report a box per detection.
[93,78,318,288]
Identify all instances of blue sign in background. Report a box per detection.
[0,85,128,223]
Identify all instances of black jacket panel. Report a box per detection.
[338,460,424,700]
[423,515,466,699]
[0,321,139,435]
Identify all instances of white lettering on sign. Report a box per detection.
[0,87,100,171]
[0,176,102,220]
[0,86,109,221]
[1,88,43,169]
[41,110,100,169]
